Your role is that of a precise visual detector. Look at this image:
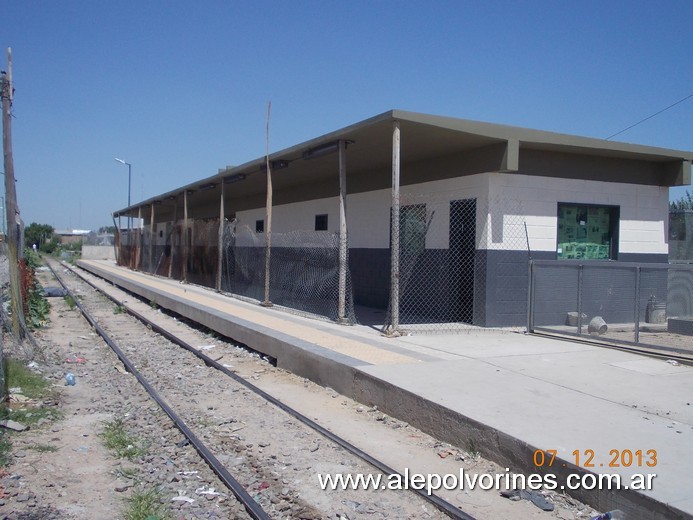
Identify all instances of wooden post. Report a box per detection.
[136,206,142,270]
[337,139,349,324]
[1,47,25,339]
[183,190,189,283]
[168,197,177,279]
[388,120,401,336]
[262,101,273,306]
[149,202,155,273]
[216,180,225,291]
[2,50,22,334]
[112,215,120,264]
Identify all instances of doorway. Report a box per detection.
[450,199,477,323]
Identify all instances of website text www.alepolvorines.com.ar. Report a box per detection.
[317,468,657,496]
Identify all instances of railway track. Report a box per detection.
[46,259,478,520]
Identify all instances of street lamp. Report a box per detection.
[114,158,132,231]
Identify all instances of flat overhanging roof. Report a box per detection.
[114,109,693,218]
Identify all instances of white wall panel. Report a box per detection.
[488,174,669,254]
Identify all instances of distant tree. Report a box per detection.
[24,222,54,249]
[670,190,693,211]
[98,225,116,234]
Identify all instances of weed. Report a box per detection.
[465,437,480,458]
[21,250,51,329]
[5,359,50,399]
[0,433,12,467]
[1,359,61,427]
[114,305,126,315]
[100,417,147,460]
[64,295,76,310]
[28,443,58,453]
[3,407,62,426]
[117,466,139,480]
[123,487,171,520]
[149,300,159,310]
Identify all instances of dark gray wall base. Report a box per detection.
[668,318,693,336]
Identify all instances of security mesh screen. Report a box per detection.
[530,262,693,354]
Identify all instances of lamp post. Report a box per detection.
[114,158,132,231]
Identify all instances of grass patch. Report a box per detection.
[64,295,76,309]
[1,359,61,427]
[148,300,159,310]
[116,466,139,480]
[100,417,147,460]
[5,359,51,399]
[2,407,62,426]
[123,487,171,520]
[27,443,58,453]
[114,305,126,315]
[0,433,12,467]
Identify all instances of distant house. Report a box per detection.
[54,229,91,245]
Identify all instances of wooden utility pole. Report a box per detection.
[2,48,25,339]
[261,101,273,307]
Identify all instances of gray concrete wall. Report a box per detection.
[82,245,116,260]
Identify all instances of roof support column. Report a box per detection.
[388,120,401,336]
[136,206,142,270]
[337,139,349,324]
[149,202,155,273]
[183,190,189,283]
[216,180,225,292]
[168,197,177,279]
[262,102,273,307]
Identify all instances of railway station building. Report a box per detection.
[113,110,693,333]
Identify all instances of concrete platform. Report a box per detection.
[78,259,693,520]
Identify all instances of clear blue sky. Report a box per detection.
[2,0,692,230]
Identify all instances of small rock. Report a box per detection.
[0,420,28,432]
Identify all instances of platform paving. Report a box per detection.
[78,259,693,519]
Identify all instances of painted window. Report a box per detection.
[557,203,619,260]
[400,204,427,254]
[315,214,328,231]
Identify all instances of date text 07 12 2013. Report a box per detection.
[533,449,657,469]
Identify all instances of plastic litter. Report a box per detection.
[666,359,680,366]
[43,287,68,297]
[500,489,554,511]
[591,510,626,520]
[65,373,76,386]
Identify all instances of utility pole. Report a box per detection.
[1,48,25,339]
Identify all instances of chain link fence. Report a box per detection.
[115,193,533,333]
[126,218,356,324]
[529,261,693,355]
[382,193,529,333]
[670,210,693,263]
[221,223,356,322]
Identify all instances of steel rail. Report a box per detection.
[529,330,693,366]
[59,261,477,520]
[47,262,271,520]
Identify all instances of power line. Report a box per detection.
[605,91,693,140]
